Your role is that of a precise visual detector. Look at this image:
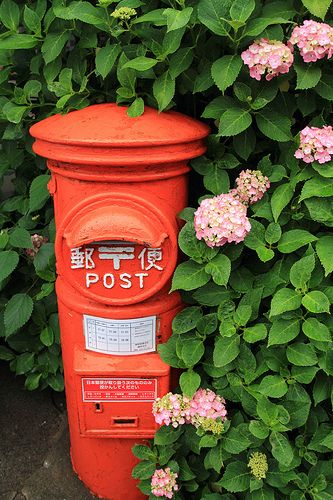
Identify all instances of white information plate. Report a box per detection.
[83,314,156,355]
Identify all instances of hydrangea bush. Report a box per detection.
[0,0,333,497]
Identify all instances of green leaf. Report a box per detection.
[265,223,282,244]
[171,260,210,291]
[312,160,333,178]
[95,44,121,78]
[29,175,50,212]
[271,183,294,222]
[0,250,19,282]
[213,335,240,367]
[0,0,20,31]
[302,318,331,342]
[0,34,38,50]
[2,102,29,124]
[233,127,256,160]
[163,7,193,32]
[300,0,332,20]
[243,324,267,343]
[259,375,288,398]
[269,431,293,466]
[0,346,15,361]
[132,460,156,480]
[127,98,144,118]
[172,307,202,334]
[268,318,300,346]
[315,74,333,100]
[302,291,330,313]
[197,0,231,36]
[15,352,35,375]
[132,444,156,462]
[9,227,32,249]
[40,326,54,347]
[230,0,255,22]
[290,253,315,289]
[300,176,333,201]
[222,426,252,454]
[154,425,183,445]
[278,230,317,253]
[169,47,193,79]
[218,462,251,493]
[295,64,322,90]
[179,370,201,397]
[270,288,302,316]
[4,293,34,337]
[249,420,269,439]
[287,342,318,366]
[123,56,158,71]
[23,6,41,34]
[205,254,231,286]
[256,111,292,142]
[305,197,333,225]
[181,338,205,367]
[204,165,229,195]
[218,108,252,136]
[42,32,70,64]
[243,17,290,36]
[316,235,333,276]
[53,1,109,30]
[178,222,219,263]
[211,55,242,93]
[153,71,175,111]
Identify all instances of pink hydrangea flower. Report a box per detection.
[189,388,227,431]
[241,38,293,81]
[234,169,270,205]
[194,193,251,247]
[25,234,48,258]
[295,125,333,164]
[152,392,191,428]
[289,20,333,62]
[151,468,179,499]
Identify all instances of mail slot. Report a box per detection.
[30,103,209,500]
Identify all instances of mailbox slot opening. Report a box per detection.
[111,417,138,427]
[94,402,103,413]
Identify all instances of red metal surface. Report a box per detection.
[30,103,209,500]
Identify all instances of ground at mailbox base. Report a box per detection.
[0,361,99,500]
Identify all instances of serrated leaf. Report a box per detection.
[269,431,293,466]
[302,318,331,341]
[243,323,267,343]
[181,338,205,367]
[222,426,251,454]
[171,260,210,291]
[268,318,300,346]
[40,326,54,346]
[315,74,333,100]
[302,291,330,313]
[0,251,19,282]
[300,176,333,201]
[219,108,252,136]
[287,342,318,366]
[217,462,251,492]
[205,254,231,286]
[301,0,332,20]
[132,444,156,461]
[4,293,33,337]
[153,71,175,111]
[271,183,294,222]
[29,175,50,212]
[95,44,121,78]
[123,56,158,71]
[42,32,70,64]
[197,0,231,36]
[230,0,255,22]
[127,97,144,118]
[203,165,229,194]
[0,34,38,50]
[180,370,201,397]
[213,335,240,367]
[295,64,322,90]
[278,230,317,253]
[163,7,193,32]
[132,460,156,480]
[290,253,315,289]
[172,307,202,334]
[243,17,290,36]
[259,375,288,398]
[256,111,292,142]
[316,235,333,276]
[9,227,32,249]
[270,288,302,316]
[211,55,242,93]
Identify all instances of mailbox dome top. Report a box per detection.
[30,103,209,147]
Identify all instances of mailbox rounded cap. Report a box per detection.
[30,103,210,148]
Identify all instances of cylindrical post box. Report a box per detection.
[30,104,209,500]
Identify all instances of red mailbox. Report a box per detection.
[30,104,209,500]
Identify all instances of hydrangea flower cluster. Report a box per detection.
[247,452,268,480]
[294,126,333,164]
[151,468,179,499]
[194,193,251,248]
[241,38,294,81]
[110,7,137,21]
[153,389,227,435]
[234,169,271,205]
[189,389,227,434]
[25,234,48,258]
[152,392,191,428]
[289,20,333,62]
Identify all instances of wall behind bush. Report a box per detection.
[0,0,332,497]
